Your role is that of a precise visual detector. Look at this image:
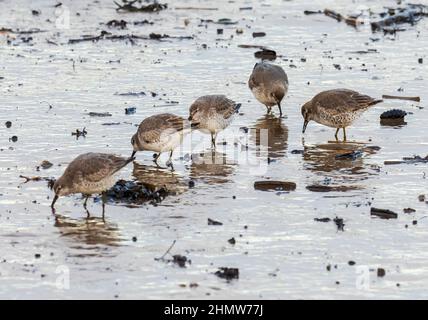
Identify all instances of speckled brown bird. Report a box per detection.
[188,95,241,147]
[131,113,189,167]
[248,62,289,116]
[301,89,383,140]
[51,153,134,214]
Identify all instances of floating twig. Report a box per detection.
[114,0,167,12]
[382,95,421,102]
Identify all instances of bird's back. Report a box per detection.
[189,95,238,121]
[312,89,382,115]
[64,153,132,184]
[249,62,288,90]
[137,113,186,143]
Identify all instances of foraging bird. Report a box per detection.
[248,62,289,116]
[51,153,134,214]
[188,95,241,148]
[301,89,383,141]
[131,113,189,166]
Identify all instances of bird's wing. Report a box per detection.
[76,154,130,183]
[139,114,186,143]
[214,96,238,119]
[314,89,380,114]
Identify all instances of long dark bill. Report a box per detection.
[302,120,309,133]
[51,194,59,209]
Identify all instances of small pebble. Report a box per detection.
[377,268,386,277]
[5,121,12,128]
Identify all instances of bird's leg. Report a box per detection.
[277,102,283,117]
[153,153,162,167]
[101,192,107,219]
[50,194,58,213]
[343,128,347,141]
[211,133,217,149]
[266,106,272,114]
[166,150,174,171]
[82,195,91,217]
[335,128,340,141]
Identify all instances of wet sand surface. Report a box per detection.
[0,0,427,299]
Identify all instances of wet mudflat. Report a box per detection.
[0,0,428,299]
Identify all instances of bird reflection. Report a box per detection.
[132,162,187,195]
[53,214,122,255]
[190,150,234,184]
[302,140,380,184]
[251,114,288,159]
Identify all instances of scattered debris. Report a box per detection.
[348,260,356,266]
[215,267,239,280]
[106,19,127,29]
[377,268,386,277]
[69,31,192,44]
[228,237,236,245]
[382,95,420,102]
[334,217,345,231]
[371,4,428,33]
[208,218,223,226]
[89,112,112,117]
[384,155,428,165]
[71,127,87,138]
[403,208,416,214]
[125,107,136,115]
[306,185,360,192]
[254,49,277,60]
[254,181,296,192]
[304,10,322,15]
[370,208,398,219]
[252,32,266,38]
[335,150,363,160]
[201,18,237,25]
[114,1,167,12]
[9,136,18,142]
[380,109,407,125]
[314,217,331,222]
[106,179,168,205]
[5,121,12,128]
[19,175,55,189]
[154,240,191,268]
[418,195,426,202]
[40,160,53,170]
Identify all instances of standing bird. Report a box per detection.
[248,62,289,116]
[188,95,241,148]
[51,153,134,215]
[301,89,383,141]
[131,113,189,167]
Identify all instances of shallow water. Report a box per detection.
[0,0,427,299]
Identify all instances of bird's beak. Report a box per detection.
[131,150,137,158]
[51,194,59,211]
[302,120,309,133]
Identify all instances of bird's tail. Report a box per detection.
[370,99,383,106]
[234,103,242,113]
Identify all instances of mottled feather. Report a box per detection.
[136,113,187,144]
[189,95,238,122]
[62,153,132,184]
[312,89,382,115]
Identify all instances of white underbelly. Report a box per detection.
[76,175,117,195]
[143,131,184,153]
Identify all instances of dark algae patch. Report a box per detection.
[254,181,296,192]
[215,267,239,280]
[371,208,398,219]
